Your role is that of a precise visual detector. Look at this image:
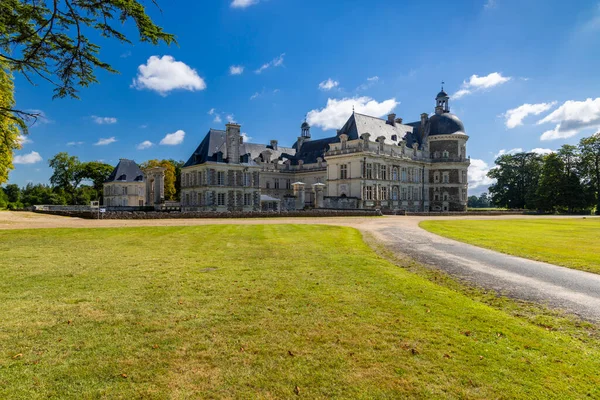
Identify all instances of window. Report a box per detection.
[285,179,291,189]
[443,172,449,184]
[123,186,128,195]
[392,167,398,181]
[244,193,252,206]
[274,179,280,189]
[193,172,197,186]
[366,163,373,179]
[380,165,387,180]
[413,188,419,201]
[392,187,399,200]
[408,168,413,183]
[434,172,440,183]
[217,193,226,206]
[408,187,412,200]
[380,186,388,200]
[185,193,190,205]
[434,193,440,201]
[443,150,449,158]
[443,192,449,201]
[365,186,373,200]
[266,181,270,189]
[243,172,251,187]
[340,164,348,179]
[217,171,225,186]
[205,192,214,206]
[401,187,407,200]
[401,168,407,182]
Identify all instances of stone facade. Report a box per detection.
[179,88,469,212]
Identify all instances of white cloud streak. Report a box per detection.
[136,140,154,150]
[131,55,206,95]
[537,98,600,141]
[307,96,398,130]
[453,72,511,99]
[318,78,339,91]
[255,53,285,74]
[231,0,259,8]
[229,65,244,75]
[91,115,117,125]
[160,130,185,146]
[14,151,42,164]
[468,158,495,189]
[94,137,117,146]
[504,102,556,129]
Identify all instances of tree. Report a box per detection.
[579,133,600,214]
[0,64,22,185]
[140,159,177,201]
[488,153,544,209]
[168,159,184,201]
[0,0,175,181]
[81,160,113,198]
[3,183,20,203]
[536,153,564,212]
[48,152,83,203]
[21,183,67,206]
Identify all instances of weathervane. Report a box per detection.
[441,81,445,91]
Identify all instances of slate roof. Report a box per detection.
[292,136,338,165]
[406,112,466,138]
[105,159,144,183]
[337,112,421,148]
[184,129,296,167]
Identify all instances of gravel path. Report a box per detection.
[3,211,600,321]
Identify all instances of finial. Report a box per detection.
[441,80,445,91]
[352,105,355,113]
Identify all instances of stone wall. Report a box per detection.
[322,196,359,210]
[34,209,380,220]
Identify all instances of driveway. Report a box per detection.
[3,212,600,321]
[360,216,600,322]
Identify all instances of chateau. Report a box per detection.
[105,89,470,212]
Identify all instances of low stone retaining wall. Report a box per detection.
[405,211,525,216]
[34,209,380,220]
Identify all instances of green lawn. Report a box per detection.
[420,218,600,274]
[1,225,599,399]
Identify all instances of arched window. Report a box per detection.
[392,167,398,181]
[392,186,399,200]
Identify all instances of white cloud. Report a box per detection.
[250,91,261,100]
[484,0,497,9]
[504,102,556,129]
[17,134,32,145]
[225,114,236,123]
[307,96,398,130]
[136,140,154,150]
[160,130,185,146]
[231,0,259,8]
[241,132,252,142]
[26,109,51,125]
[255,53,285,74]
[91,115,117,125]
[318,78,339,91]
[14,151,42,164]
[229,65,244,75]
[208,108,216,115]
[468,158,495,189]
[139,124,148,129]
[214,114,222,123]
[537,98,600,141]
[494,148,523,159]
[453,72,511,99]
[94,137,117,146]
[67,141,84,146]
[367,76,379,82]
[357,76,381,91]
[120,50,132,58]
[530,148,554,155]
[131,55,206,95]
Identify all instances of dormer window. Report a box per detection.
[443,150,449,158]
[391,135,397,141]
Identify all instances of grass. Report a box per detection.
[1,225,600,399]
[420,218,600,274]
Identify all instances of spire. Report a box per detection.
[436,82,450,113]
[301,117,311,139]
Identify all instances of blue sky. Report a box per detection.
[9,0,600,194]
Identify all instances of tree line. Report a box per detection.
[0,152,184,209]
[487,133,600,214]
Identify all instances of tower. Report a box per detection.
[301,120,311,139]
[435,82,450,114]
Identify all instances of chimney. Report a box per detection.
[387,113,396,125]
[270,140,278,150]
[395,117,403,124]
[226,123,241,164]
[420,113,428,141]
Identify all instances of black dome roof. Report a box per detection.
[436,90,449,98]
[301,121,310,129]
[428,112,465,136]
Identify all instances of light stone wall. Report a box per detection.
[103,182,145,207]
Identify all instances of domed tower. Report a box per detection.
[426,86,470,212]
[301,120,311,139]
